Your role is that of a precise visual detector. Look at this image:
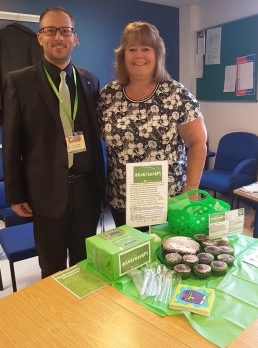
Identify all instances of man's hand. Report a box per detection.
[11,203,33,217]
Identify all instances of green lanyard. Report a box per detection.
[43,66,78,128]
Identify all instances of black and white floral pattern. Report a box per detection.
[97,80,202,211]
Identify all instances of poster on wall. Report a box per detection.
[236,54,255,96]
[205,27,222,65]
[126,161,168,228]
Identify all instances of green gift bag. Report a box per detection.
[167,189,230,238]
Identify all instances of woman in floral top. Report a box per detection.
[97,21,207,227]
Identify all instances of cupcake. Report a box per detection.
[204,245,221,258]
[173,264,191,280]
[210,260,228,276]
[217,253,235,267]
[216,237,229,246]
[165,253,182,268]
[193,264,211,279]
[202,239,218,248]
[194,234,208,243]
[219,246,234,255]
[197,252,214,265]
[182,254,199,268]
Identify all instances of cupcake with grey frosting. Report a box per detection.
[210,260,228,276]
[197,252,214,265]
[165,253,182,268]
[194,233,208,243]
[173,263,191,280]
[182,254,199,268]
[193,264,211,279]
[204,245,221,258]
[216,237,229,246]
[219,246,234,255]
[217,253,234,267]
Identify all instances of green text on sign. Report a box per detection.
[119,242,151,276]
[134,165,162,183]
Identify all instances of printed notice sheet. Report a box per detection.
[243,248,258,268]
[208,208,244,238]
[196,54,204,78]
[197,30,205,55]
[205,26,221,65]
[126,161,168,227]
[52,265,106,299]
[223,65,237,92]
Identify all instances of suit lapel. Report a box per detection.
[76,68,93,111]
[75,67,99,135]
[35,62,63,128]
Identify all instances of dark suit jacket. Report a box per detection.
[2,61,105,218]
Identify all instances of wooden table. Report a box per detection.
[233,186,258,238]
[0,276,257,347]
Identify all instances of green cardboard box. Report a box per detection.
[86,225,155,281]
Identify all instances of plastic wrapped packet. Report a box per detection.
[129,262,181,306]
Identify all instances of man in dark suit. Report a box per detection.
[2,6,105,278]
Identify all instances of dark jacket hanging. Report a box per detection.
[0,23,43,124]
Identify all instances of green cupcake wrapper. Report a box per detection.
[174,271,191,280]
[193,270,211,280]
[211,268,228,276]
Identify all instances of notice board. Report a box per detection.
[196,15,258,102]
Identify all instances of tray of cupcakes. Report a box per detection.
[157,234,234,280]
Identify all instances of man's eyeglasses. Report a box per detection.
[39,27,75,36]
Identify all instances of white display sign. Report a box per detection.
[126,161,168,228]
[208,208,244,238]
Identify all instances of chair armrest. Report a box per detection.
[206,151,216,158]
[231,158,257,179]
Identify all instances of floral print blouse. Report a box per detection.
[97,80,202,212]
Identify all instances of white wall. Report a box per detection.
[179,0,258,160]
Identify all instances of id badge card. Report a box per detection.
[66,131,86,154]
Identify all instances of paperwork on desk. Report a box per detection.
[243,247,258,267]
[52,265,106,299]
[239,182,258,194]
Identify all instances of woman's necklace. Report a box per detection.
[128,84,153,100]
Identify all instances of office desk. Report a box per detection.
[233,186,258,238]
[0,276,257,347]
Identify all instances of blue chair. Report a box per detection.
[186,140,216,170]
[0,222,37,292]
[205,150,216,170]
[200,132,258,208]
[0,180,32,227]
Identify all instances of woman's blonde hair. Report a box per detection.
[115,21,171,85]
